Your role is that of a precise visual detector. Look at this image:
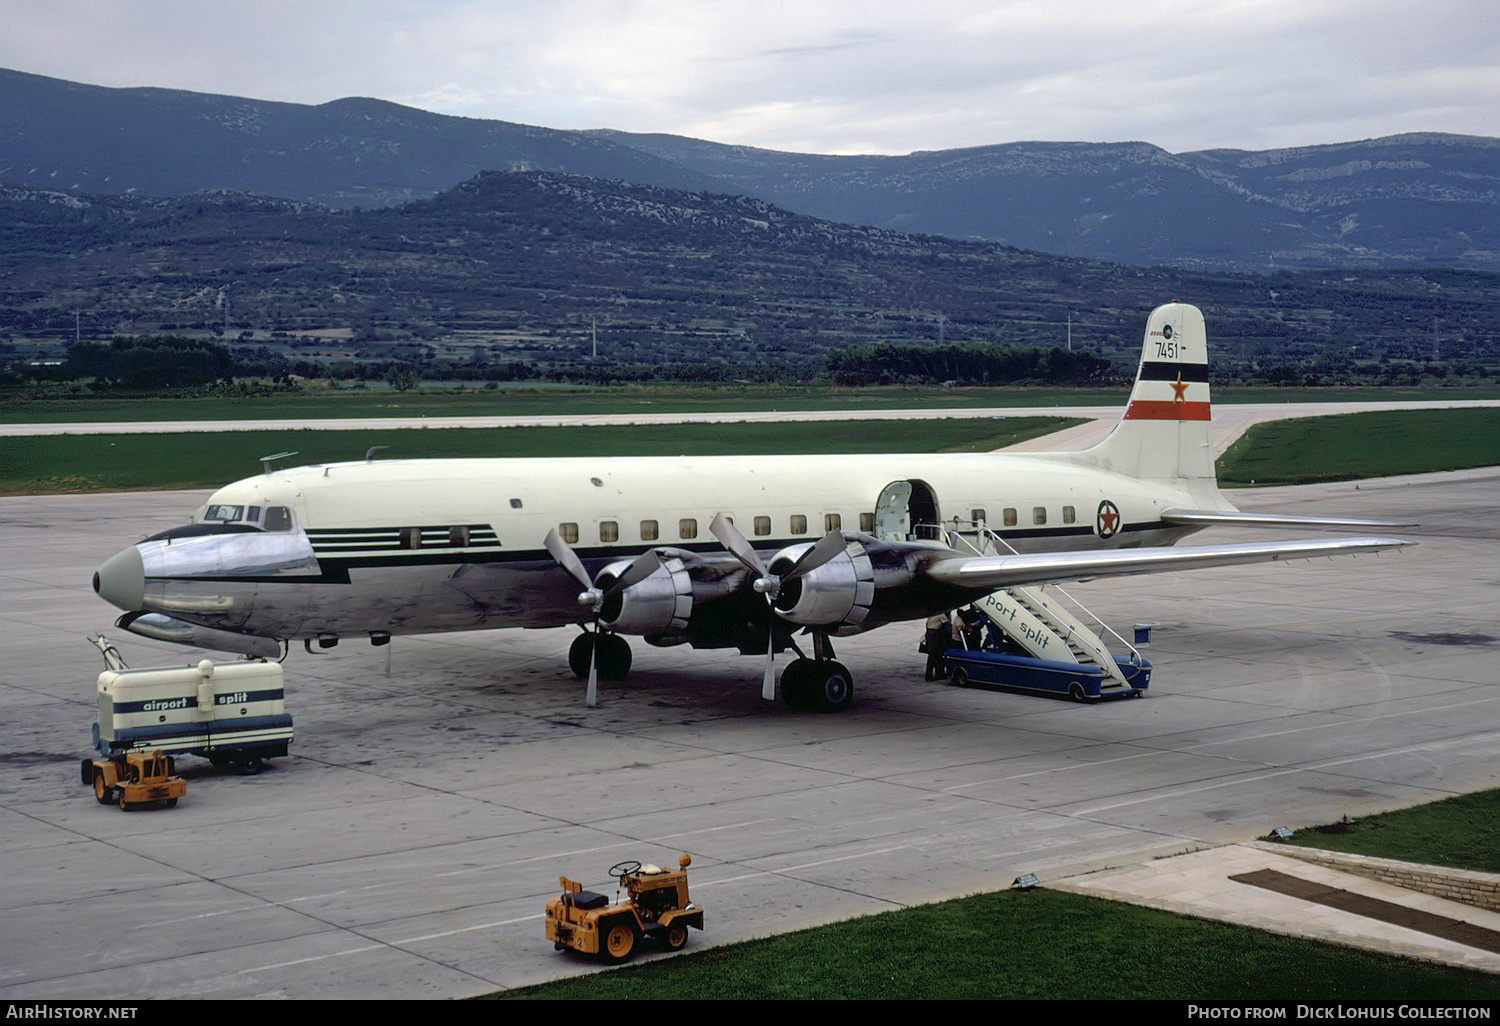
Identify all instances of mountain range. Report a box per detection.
[4,170,1494,380]
[3,67,1495,272]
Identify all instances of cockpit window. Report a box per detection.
[264,506,293,532]
[203,504,244,523]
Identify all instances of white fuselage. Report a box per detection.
[164,451,1197,642]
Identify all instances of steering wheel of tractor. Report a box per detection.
[609,860,643,878]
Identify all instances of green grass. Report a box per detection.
[1272,788,1500,873]
[1218,408,1500,485]
[0,417,1078,494]
[498,888,1499,1001]
[2,386,1096,423]
[12,402,1500,495]
[6,383,1498,424]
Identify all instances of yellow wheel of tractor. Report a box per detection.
[602,920,637,963]
[663,923,689,951]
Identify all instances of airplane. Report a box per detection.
[92,302,1413,712]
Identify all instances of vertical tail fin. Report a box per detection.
[1081,302,1216,482]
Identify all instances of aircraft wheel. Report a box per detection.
[950,668,969,688]
[779,660,812,710]
[568,632,595,679]
[662,923,689,951]
[602,920,638,963]
[809,662,854,714]
[596,634,633,680]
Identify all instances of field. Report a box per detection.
[5,383,1499,424]
[1218,408,1500,485]
[1273,790,1500,874]
[8,403,1500,495]
[0,417,1076,494]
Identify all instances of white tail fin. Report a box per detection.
[1080,302,1216,483]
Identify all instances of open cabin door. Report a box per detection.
[875,480,941,541]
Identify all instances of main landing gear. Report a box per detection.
[568,629,633,681]
[778,633,853,714]
[564,627,855,713]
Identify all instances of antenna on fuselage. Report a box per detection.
[365,446,390,462]
[259,451,298,474]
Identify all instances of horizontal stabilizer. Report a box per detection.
[1160,508,1417,530]
[927,536,1412,592]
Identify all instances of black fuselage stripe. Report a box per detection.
[146,521,1177,585]
[1137,362,1210,382]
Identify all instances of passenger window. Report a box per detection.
[859,512,875,532]
[971,508,986,526]
[449,526,470,547]
[824,513,841,532]
[599,521,619,543]
[790,515,807,535]
[559,522,578,544]
[754,516,771,537]
[264,506,293,531]
[641,519,659,541]
[1033,507,1047,525]
[679,518,697,540]
[509,498,523,509]
[1063,506,1076,525]
[1002,508,1017,527]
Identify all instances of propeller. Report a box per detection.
[544,528,661,707]
[708,513,848,701]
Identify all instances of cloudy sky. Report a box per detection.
[2,0,1494,155]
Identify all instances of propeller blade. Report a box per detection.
[602,548,662,599]
[586,637,599,708]
[761,620,776,702]
[710,513,767,577]
[711,512,782,702]
[782,529,847,584]
[545,528,593,592]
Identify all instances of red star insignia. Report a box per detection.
[1171,372,1189,402]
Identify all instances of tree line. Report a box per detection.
[825,342,1110,386]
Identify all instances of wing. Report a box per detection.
[924,536,1412,592]
[1160,508,1417,530]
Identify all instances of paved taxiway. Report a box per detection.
[2,467,1497,998]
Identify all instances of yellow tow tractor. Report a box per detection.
[82,748,186,811]
[546,853,705,963]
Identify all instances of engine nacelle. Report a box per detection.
[116,611,283,659]
[767,539,875,628]
[596,556,694,636]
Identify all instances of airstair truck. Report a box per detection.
[86,638,293,775]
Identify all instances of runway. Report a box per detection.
[1,461,1495,998]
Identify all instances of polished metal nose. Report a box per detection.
[94,546,145,611]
